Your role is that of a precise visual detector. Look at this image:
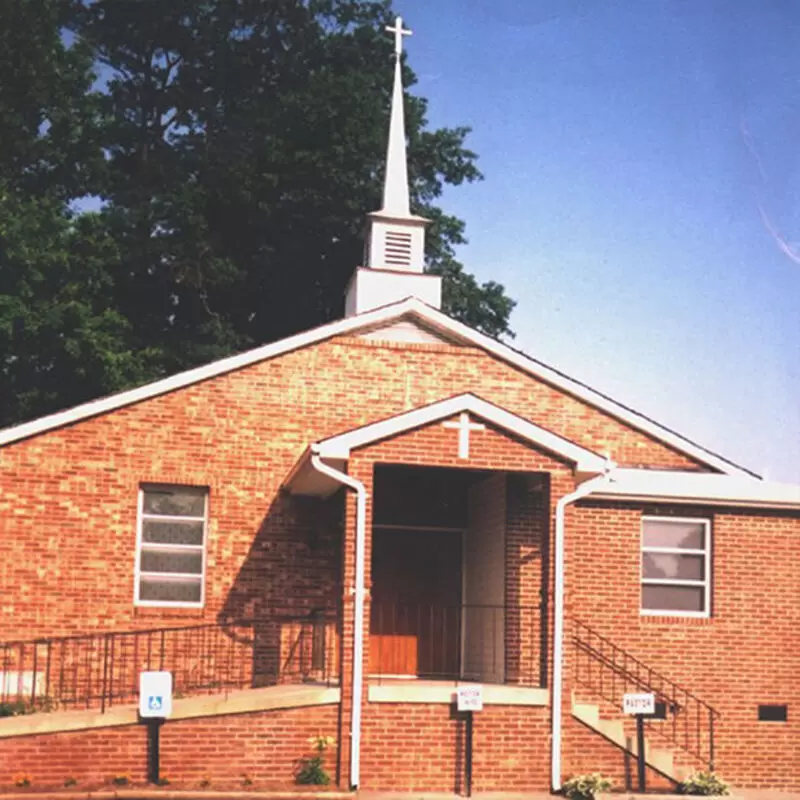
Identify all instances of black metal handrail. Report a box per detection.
[370,602,544,687]
[0,611,339,715]
[572,618,718,771]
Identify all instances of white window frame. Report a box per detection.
[640,515,710,618]
[134,484,208,608]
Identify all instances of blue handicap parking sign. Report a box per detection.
[139,672,172,717]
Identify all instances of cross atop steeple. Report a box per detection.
[385,16,412,57]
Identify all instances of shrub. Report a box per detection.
[13,774,32,788]
[199,775,212,788]
[679,771,730,796]
[0,698,56,717]
[63,776,78,787]
[110,774,130,786]
[0,701,32,718]
[240,774,254,787]
[563,773,613,799]
[296,734,335,786]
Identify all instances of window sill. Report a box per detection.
[134,606,206,621]
[640,613,713,624]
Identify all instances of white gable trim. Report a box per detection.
[591,469,800,510]
[315,393,608,474]
[0,296,756,479]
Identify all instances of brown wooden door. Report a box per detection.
[369,529,462,677]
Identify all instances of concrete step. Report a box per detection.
[571,697,678,782]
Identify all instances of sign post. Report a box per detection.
[623,693,654,792]
[139,672,173,784]
[456,686,483,797]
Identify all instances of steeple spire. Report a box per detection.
[381,16,412,216]
[344,14,442,318]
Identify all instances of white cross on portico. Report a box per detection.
[442,412,486,459]
[386,15,412,57]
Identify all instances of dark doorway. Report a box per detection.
[369,465,492,679]
[370,528,462,677]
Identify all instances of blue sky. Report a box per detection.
[395,0,800,482]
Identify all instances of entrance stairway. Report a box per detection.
[570,619,719,784]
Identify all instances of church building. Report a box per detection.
[0,16,798,795]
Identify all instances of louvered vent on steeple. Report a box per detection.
[385,230,413,268]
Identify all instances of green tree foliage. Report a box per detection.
[0,190,153,427]
[0,0,104,198]
[1,0,515,426]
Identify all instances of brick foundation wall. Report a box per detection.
[0,704,338,791]
[0,725,148,790]
[360,703,550,792]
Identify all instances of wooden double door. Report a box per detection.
[369,529,462,677]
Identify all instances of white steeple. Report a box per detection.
[382,17,412,216]
[345,15,442,317]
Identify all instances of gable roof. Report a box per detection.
[285,393,608,497]
[315,393,606,471]
[0,297,756,478]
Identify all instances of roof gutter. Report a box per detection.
[310,449,367,790]
[551,463,616,792]
[590,491,800,511]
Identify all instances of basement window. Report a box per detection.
[641,517,710,617]
[135,485,208,607]
[758,704,788,722]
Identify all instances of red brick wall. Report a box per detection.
[360,703,550,792]
[563,502,800,789]
[0,725,148,790]
[0,337,705,637]
[0,705,337,791]
[1,332,795,792]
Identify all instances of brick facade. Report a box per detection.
[1,333,797,792]
[0,705,337,790]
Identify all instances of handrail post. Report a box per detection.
[44,641,52,708]
[108,634,116,709]
[31,643,38,706]
[101,634,110,714]
[709,709,715,771]
[17,643,24,701]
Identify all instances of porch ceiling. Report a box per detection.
[284,393,608,497]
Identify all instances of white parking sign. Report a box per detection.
[139,671,173,718]
[456,685,483,712]
[623,692,655,716]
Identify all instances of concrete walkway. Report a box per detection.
[0,789,796,800]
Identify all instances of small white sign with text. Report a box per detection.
[139,671,173,718]
[456,685,483,712]
[623,692,655,716]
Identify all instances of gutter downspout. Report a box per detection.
[310,449,367,790]
[551,463,616,792]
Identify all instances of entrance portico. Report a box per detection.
[285,391,607,789]
[286,392,607,684]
